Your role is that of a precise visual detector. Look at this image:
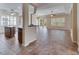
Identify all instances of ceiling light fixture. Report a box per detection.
[10,9,16,16]
[50,10,54,17]
[10,13,16,15]
[51,14,53,17]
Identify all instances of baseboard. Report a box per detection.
[72,41,77,44]
[70,30,77,44]
[22,39,37,47]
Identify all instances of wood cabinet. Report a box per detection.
[18,28,22,44]
[5,27,15,38]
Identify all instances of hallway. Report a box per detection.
[0,27,78,55]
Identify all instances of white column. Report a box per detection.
[22,3,37,47]
[71,3,77,43]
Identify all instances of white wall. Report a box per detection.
[24,27,37,46]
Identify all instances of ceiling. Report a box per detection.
[31,3,68,9]
[31,3,48,8]
[0,3,73,16]
[0,3,22,16]
[29,3,72,16]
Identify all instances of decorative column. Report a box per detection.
[22,3,37,46]
[71,3,77,43]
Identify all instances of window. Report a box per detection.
[0,15,17,27]
[13,17,16,26]
[51,17,65,27]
